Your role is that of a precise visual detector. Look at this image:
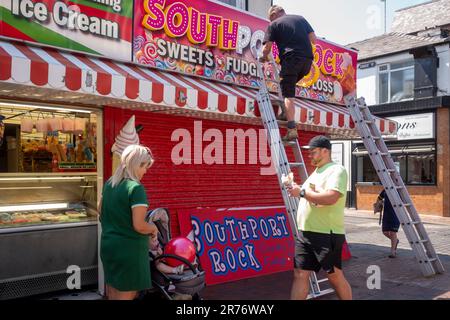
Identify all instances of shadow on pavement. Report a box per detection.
[201,242,450,300]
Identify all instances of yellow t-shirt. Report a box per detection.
[297,162,348,235]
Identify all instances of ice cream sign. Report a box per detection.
[0,0,133,60]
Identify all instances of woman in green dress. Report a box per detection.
[99,144,158,300]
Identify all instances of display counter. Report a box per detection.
[0,102,102,300]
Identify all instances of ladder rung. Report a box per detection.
[317,278,328,284]
[373,136,381,140]
[308,288,335,299]
[405,221,421,225]
[271,98,284,105]
[395,186,404,189]
[417,239,429,244]
[290,163,305,168]
[380,153,389,156]
[283,141,297,147]
[427,258,437,263]
[387,169,396,173]
[398,202,413,208]
[364,120,374,124]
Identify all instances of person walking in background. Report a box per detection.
[260,5,317,141]
[99,144,158,300]
[375,190,400,258]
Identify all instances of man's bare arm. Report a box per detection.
[305,189,341,206]
[309,32,317,45]
[261,41,273,61]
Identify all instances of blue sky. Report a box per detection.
[273,0,431,45]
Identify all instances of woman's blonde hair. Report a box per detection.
[110,145,154,187]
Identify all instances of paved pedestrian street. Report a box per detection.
[202,210,450,300]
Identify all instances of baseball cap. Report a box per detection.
[302,135,332,150]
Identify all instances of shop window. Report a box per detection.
[378,61,414,104]
[406,154,436,184]
[356,150,436,185]
[216,0,247,10]
[0,103,99,229]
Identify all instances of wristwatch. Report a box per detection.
[300,189,306,198]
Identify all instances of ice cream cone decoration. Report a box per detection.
[281,172,295,188]
[111,116,140,173]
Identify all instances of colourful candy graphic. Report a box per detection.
[166,57,178,70]
[134,36,146,51]
[143,42,158,59]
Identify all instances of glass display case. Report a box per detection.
[0,102,100,231]
[0,101,102,300]
[0,173,98,231]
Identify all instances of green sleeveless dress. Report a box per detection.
[100,179,151,291]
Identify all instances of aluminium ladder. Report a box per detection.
[254,52,334,299]
[345,96,444,277]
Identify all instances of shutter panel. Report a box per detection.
[104,107,317,236]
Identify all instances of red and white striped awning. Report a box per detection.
[0,40,396,136]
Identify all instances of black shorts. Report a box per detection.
[294,230,346,274]
[279,56,313,98]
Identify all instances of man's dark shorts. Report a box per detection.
[280,55,313,98]
[294,230,346,274]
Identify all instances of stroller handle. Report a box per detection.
[154,254,198,274]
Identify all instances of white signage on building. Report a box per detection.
[332,143,344,166]
[394,162,401,174]
[388,113,434,141]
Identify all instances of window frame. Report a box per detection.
[378,60,415,104]
[355,139,438,187]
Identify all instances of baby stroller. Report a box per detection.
[141,208,205,300]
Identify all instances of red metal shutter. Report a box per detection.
[104,107,318,236]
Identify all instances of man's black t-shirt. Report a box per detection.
[263,14,314,61]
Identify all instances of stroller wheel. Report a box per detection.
[138,289,166,301]
[192,293,202,301]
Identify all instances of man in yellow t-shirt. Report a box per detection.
[287,135,352,300]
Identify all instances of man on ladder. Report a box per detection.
[258,4,352,300]
[287,136,352,300]
[260,5,316,142]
